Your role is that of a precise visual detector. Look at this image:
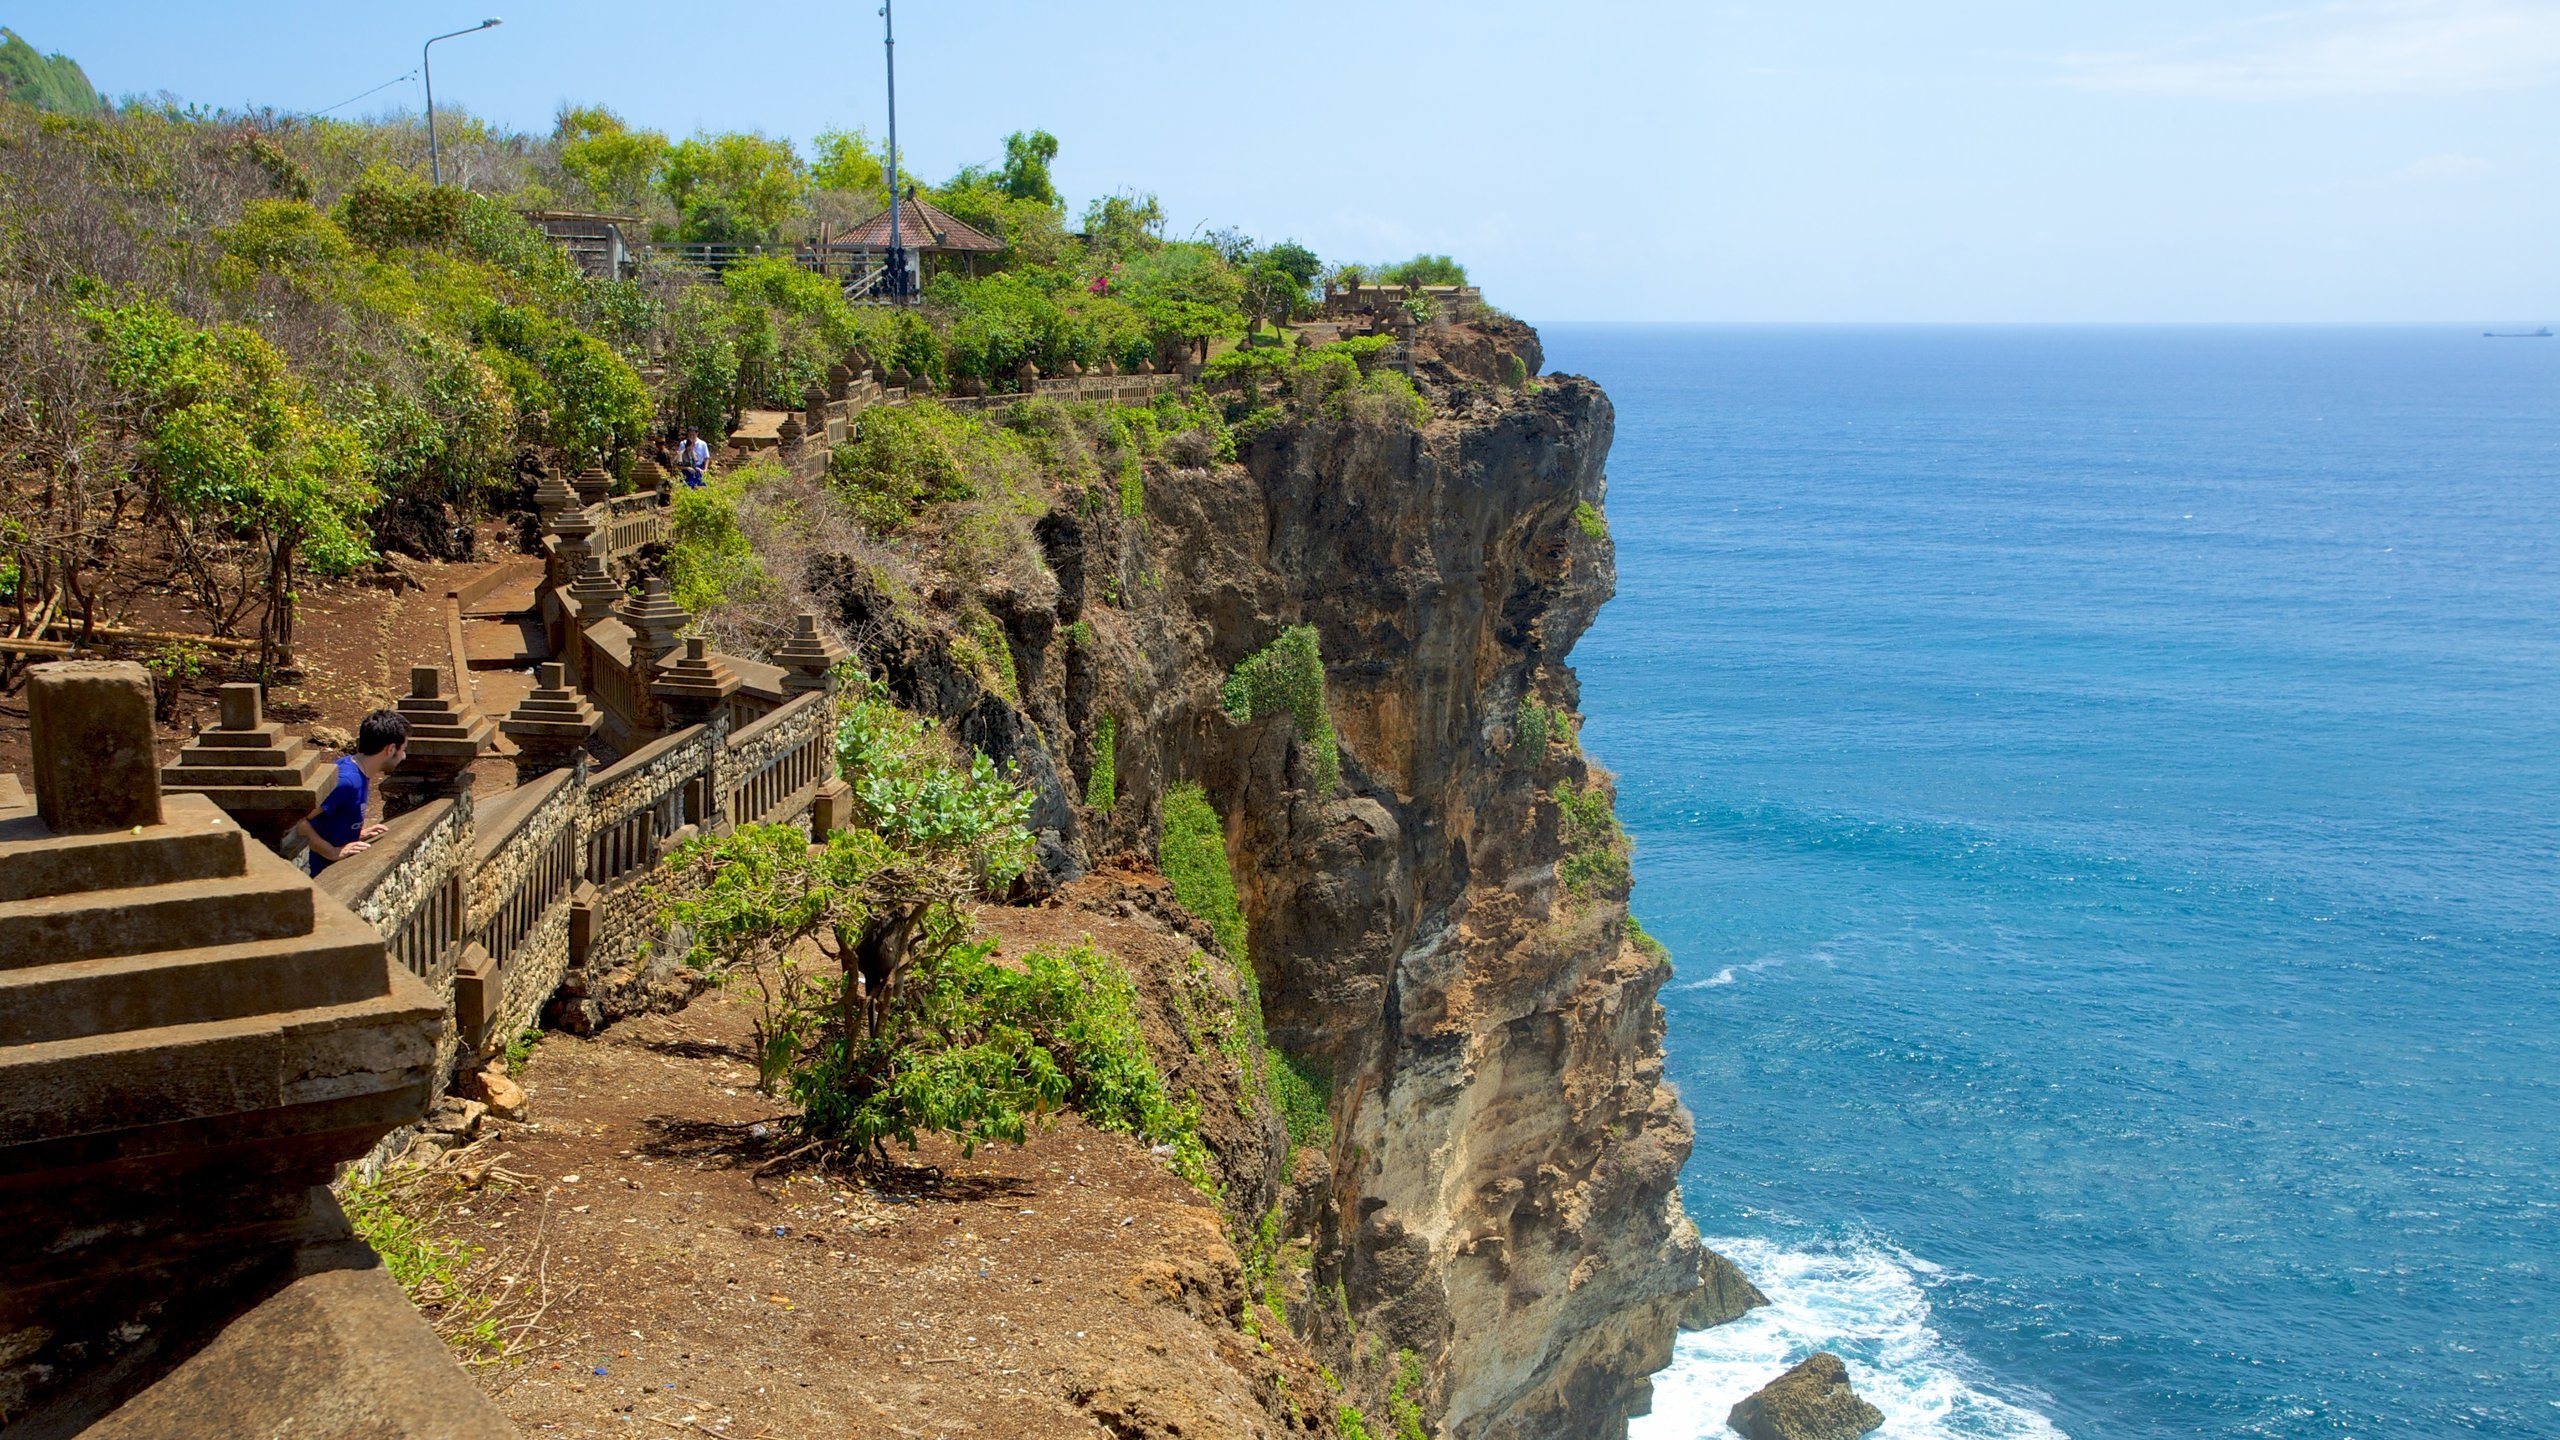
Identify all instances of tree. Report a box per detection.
[1381,253,1468,288]
[85,301,377,676]
[661,132,805,245]
[998,129,1059,205]
[1082,190,1165,258]
[554,106,669,214]
[1240,241,1322,337]
[807,127,895,212]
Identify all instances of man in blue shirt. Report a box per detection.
[296,709,409,873]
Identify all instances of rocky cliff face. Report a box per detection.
[828,316,1713,1438]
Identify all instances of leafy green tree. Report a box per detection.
[554,105,669,213]
[1240,241,1321,337]
[998,129,1059,205]
[661,131,805,245]
[85,301,377,674]
[1082,190,1165,258]
[656,682,1214,1170]
[807,127,889,197]
[1381,254,1467,287]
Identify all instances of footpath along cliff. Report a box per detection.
[823,310,1749,1437]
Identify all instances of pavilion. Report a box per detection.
[824,194,1005,289]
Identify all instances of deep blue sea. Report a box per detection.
[1538,326,2560,1440]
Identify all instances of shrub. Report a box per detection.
[1221,624,1340,794]
[334,166,466,251]
[1573,501,1606,541]
[666,466,770,613]
[1270,1048,1331,1149]
[1514,694,1556,754]
[828,402,981,531]
[1160,782,1246,966]
[1555,780,1631,900]
[1085,714,1117,813]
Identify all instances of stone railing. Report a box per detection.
[603,490,669,559]
[724,690,832,828]
[315,691,839,1094]
[462,767,584,1052]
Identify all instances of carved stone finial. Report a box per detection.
[500,661,603,781]
[567,554,625,620]
[160,679,336,849]
[652,634,742,728]
[774,612,847,695]
[572,466,614,509]
[619,577,691,667]
[383,665,495,815]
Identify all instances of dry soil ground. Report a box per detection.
[412,893,1326,1440]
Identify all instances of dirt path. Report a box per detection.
[425,897,1329,1439]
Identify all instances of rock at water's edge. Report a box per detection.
[1687,1246,1772,1327]
[1726,1352,1884,1440]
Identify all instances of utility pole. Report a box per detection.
[423,19,503,187]
[880,0,907,301]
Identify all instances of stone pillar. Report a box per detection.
[572,465,615,509]
[381,666,494,817]
[550,498,600,587]
[500,662,602,782]
[533,471,581,535]
[620,577,691,671]
[26,660,161,834]
[774,612,847,696]
[160,682,338,851]
[2,674,458,1433]
[567,553,627,624]
[777,411,805,456]
[653,636,741,727]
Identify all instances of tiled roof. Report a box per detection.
[833,194,1004,253]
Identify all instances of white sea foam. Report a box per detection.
[1629,1234,2067,1440]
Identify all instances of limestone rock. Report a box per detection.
[1727,1353,1884,1440]
[1688,1246,1773,1327]
[473,1065,527,1121]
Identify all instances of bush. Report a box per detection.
[666,466,770,613]
[1573,501,1606,541]
[1555,780,1631,900]
[1085,714,1117,813]
[1221,625,1340,794]
[1270,1048,1331,1149]
[1160,782,1246,966]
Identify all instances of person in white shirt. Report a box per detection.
[679,428,711,489]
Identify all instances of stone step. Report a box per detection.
[0,973,443,1151]
[0,862,313,968]
[0,796,249,903]
[0,900,390,1047]
[462,618,547,671]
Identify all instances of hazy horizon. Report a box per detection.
[23,1,2559,325]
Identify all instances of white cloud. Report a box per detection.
[2055,1,2560,97]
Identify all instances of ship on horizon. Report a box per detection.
[2483,326,2552,338]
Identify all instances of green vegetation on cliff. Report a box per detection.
[0,29,101,115]
[1222,625,1343,794]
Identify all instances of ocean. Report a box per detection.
[1537,325,2560,1439]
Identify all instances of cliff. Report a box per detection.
[829,315,1716,1437]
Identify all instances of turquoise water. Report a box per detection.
[1543,326,2560,1439]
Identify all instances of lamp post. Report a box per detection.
[879,0,907,301]
[423,18,503,187]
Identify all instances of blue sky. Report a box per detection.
[22,1,2559,322]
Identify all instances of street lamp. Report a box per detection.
[423,18,502,187]
[879,2,907,301]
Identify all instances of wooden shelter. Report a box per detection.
[828,194,1005,284]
